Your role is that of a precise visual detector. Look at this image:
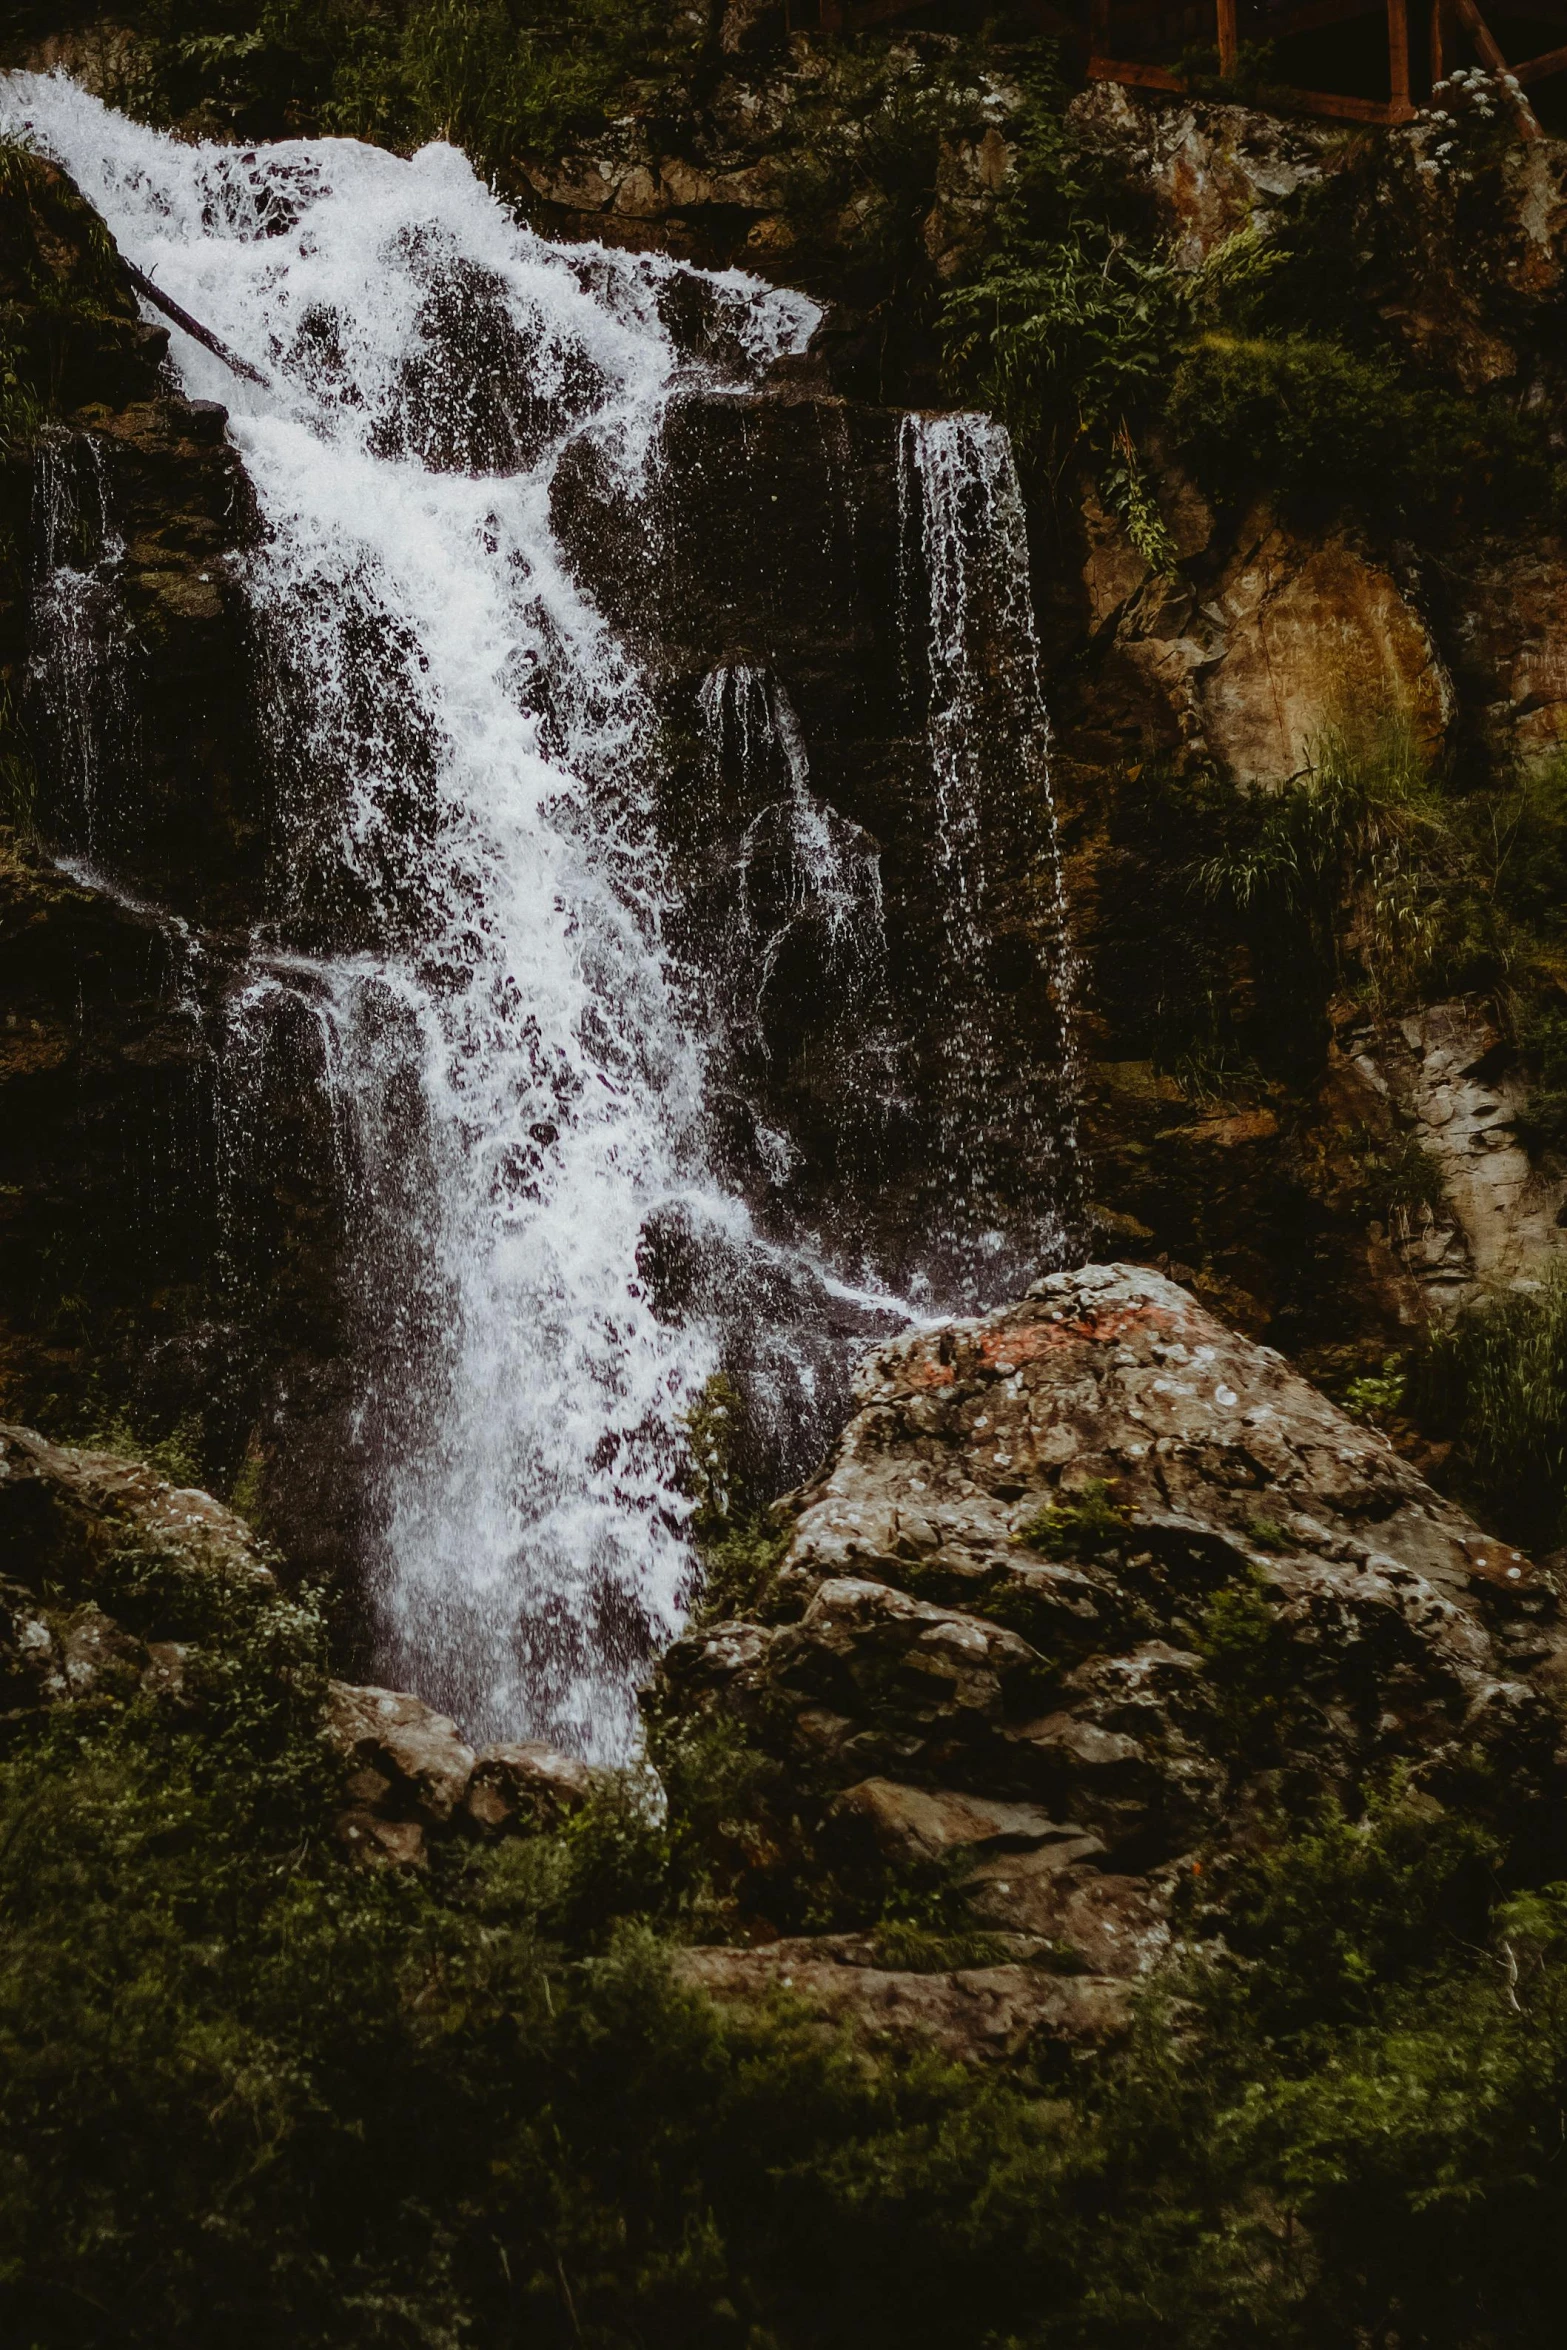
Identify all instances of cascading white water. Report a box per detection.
[899,410,1079,1297]
[697,662,886,1035]
[8,74,1081,1755]
[28,427,132,856]
[5,73,821,1755]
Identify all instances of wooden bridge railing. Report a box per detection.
[783,0,1567,139]
[1088,0,1562,132]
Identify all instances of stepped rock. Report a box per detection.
[323,1685,598,1864]
[673,1940,1130,2067]
[654,1264,1567,2041]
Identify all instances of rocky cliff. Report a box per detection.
[517,39,1567,1362]
[7,1251,1564,2079]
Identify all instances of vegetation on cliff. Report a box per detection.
[9,1,712,160]
[4,1490,1567,2350]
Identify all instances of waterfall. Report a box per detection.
[27,427,133,858]
[696,661,887,1056]
[900,411,1080,1303]
[6,73,1079,1755]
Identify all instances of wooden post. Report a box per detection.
[1217,0,1239,73]
[1451,0,1545,133]
[1430,0,1446,83]
[1387,0,1412,113]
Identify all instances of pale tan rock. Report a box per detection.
[1199,526,1453,786]
[324,1681,477,1824]
[657,1264,1567,1963]
[1348,1003,1567,1302]
[1067,85,1333,267]
[831,1777,1081,1866]
[464,1738,595,1829]
[673,1942,1131,2064]
[0,1421,275,1596]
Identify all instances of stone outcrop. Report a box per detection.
[324,1681,596,1867]
[0,1417,595,1868]
[651,1264,1567,2037]
[514,27,1019,305]
[1343,1001,1567,1296]
[673,1938,1130,2066]
[0,1419,272,1720]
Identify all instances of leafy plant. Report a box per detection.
[1196,725,1468,1010]
[1357,1132,1448,1226]
[1244,1514,1292,1552]
[1514,1001,1567,1160]
[1196,1566,1296,1758]
[682,1371,789,1625]
[1016,1477,1127,1562]
[79,1408,206,1489]
[944,53,1561,558]
[1342,1355,1409,1423]
[1406,1270,1567,1546]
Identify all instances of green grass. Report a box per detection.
[1407,1270,1567,1548]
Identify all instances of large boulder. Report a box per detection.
[653,1264,1567,2008]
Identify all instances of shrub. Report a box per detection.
[1167,329,1554,532]
[8,1533,1567,2347]
[1015,1477,1128,1562]
[1196,1567,1298,1759]
[1514,1001,1567,1159]
[1406,1271,1567,1547]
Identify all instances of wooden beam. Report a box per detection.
[1450,0,1545,133]
[1510,37,1567,84]
[1387,0,1412,112]
[1431,0,1448,83]
[1088,54,1403,117]
[1217,0,1239,73]
[1286,84,1400,117]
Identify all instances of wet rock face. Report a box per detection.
[654,1263,1567,1987]
[0,155,262,928]
[559,368,1072,1299]
[0,156,353,1553]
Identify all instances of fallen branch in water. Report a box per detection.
[124,260,268,387]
